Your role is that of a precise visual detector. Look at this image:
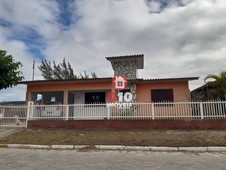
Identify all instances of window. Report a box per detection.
[51,96,56,102]
[118,81,123,86]
[36,94,43,102]
[151,89,174,102]
[85,92,106,104]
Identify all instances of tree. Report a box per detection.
[38,58,97,80]
[0,50,24,90]
[79,70,97,79]
[204,71,226,100]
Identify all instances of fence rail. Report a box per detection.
[0,105,27,126]
[1,101,226,126]
[26,101,226,120]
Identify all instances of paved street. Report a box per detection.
[0,149,226,170]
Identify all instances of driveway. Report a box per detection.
[0,126,24,139]
[0,149,226,170]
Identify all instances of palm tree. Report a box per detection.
[204,71,226,100]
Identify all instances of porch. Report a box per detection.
[28,90,111,119]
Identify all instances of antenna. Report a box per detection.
[32,60,35,80]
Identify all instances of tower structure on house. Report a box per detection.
[106,54,144,79]
[106,54,144,102]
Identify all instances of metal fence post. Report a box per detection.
[151,103,155,120]
[200,102,204,119]
[107,103,110,120]
[66,105,69,120]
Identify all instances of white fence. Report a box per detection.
[0,105,27,127]
[1,101,225,127]
[26,101,226,120]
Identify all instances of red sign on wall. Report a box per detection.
[108,74,132,103]
[112,74,128,90]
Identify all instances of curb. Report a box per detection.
[4,144,88,150]
[1,144,226,152]
[125,146,150,151]
[95,145,125,150]
[179,147,207,152]
[51,145,74,149]
[151,146,178,151]
[207,147,226,152]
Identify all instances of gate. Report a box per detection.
[0,105,27,127]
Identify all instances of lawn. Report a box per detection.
[0,129,226,147]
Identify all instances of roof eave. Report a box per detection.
[106,54,144,69]
[136,77,199,83]
[19,78,113,85]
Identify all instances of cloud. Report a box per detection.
[0,85,26,102]
[1,0,226,101]
[0,0,58,101]
[0,0,60,37]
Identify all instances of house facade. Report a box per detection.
[20,54,199,120]
[22,54,198,105]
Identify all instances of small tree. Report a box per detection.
[38,59,54,80]
[204,71,226,100]
[38,59,76,80]
[79,70,97,79]
[0,50,24,90]
[38,58,97,80]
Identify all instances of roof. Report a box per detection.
[106,54,144,69]
[19,77,199,85]
[191,82,215,92]
[138,77,199,83]
[0,101,26,105]
[19,77,112,85]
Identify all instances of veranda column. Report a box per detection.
[63,90,68,105]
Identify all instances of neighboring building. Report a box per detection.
[20,54,198,105]
[191,83,218,101]
[0,101,26,106]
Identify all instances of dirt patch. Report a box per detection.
[0,129,226,147]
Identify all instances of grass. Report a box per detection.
[1,128,226,147]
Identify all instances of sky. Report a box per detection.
[0,0,226,102]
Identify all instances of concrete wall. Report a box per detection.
[28,119,226,130]
[26,80,191,105]
[136,81,191,116]
[113,60,137,79]
[137,81,190,102]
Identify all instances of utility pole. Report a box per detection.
[32,60,35,80]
